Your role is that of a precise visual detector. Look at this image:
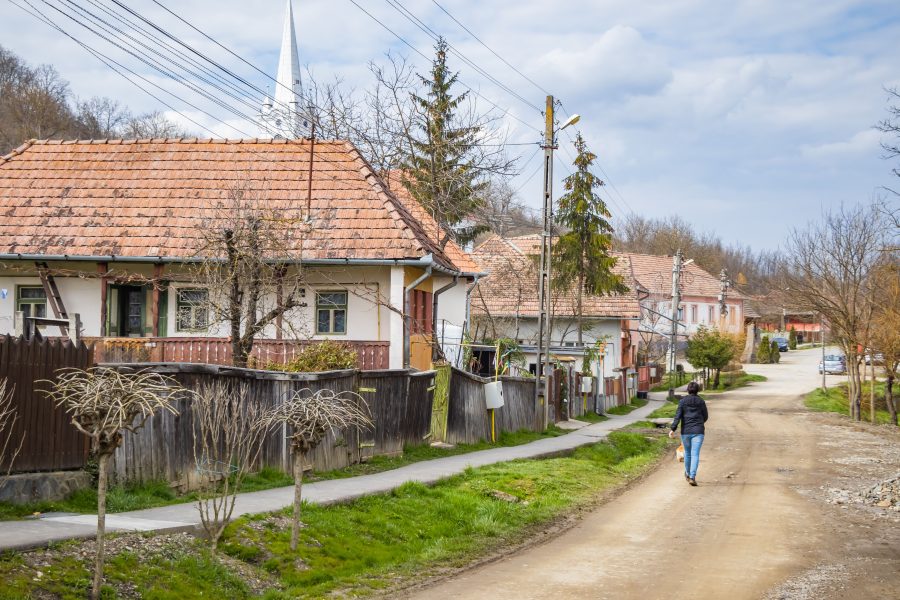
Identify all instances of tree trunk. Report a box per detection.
[91,452,111,600]
[576,269,584,347]
[885,374,897,426]
[291,450,305,552]
[714,368,721,389]
[870,357,876,424]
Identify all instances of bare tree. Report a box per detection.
[260,388,372,551]
[878,86,900,197]
[43,368,180,600]
[74,97,131,139]
[869,261,900,426]
[192,380,269,550]
[121,110,190,138]
[782,203,888,420]
[193,181,308,367]
[0,379,24,477]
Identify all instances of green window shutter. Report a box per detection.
[158,287,169,337]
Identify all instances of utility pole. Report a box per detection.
[667,249,684,399]
[535,95,555,428]
[718,268,730,327]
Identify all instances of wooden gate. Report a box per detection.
[0,335,93,472]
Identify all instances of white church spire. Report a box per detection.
[274,0,301,112]
[261,0,307,138]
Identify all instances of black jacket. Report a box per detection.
[670,394,708,435]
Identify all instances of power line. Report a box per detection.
[346,0,541,135]
[430,0,551,97]
[381,0,542,113]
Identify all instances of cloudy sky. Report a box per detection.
[2,0,898,250]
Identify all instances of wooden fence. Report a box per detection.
[90,338,390,370]
[444,368,540,445]
[0,335,93,473]
[103,364,430,487]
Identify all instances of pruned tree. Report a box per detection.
[260,388,372,551]
[781,203,889,420]
[43,368,180,600]
[0,379,24,477]
[553,133,627,346]
[194,181,308,367]
[192,380,269,550]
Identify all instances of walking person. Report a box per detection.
[668,381,708,486]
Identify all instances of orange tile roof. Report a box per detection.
[381,171,483,274]
[470,235,641,319]
[0,138,474,273]
[613,251,731,299]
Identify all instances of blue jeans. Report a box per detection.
[681,434,705,479]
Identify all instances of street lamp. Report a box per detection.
[535,98,581,427]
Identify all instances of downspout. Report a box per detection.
[463,275,482,342]
[431,275,459,361]
[404,266,433,369]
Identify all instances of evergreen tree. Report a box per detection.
[757,334,771,364]
[788,326,798,349]
[770,339,781,363]
[401,38,485,247]
[553,133,627,345]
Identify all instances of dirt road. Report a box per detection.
[406,348,900,600]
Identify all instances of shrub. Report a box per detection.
[788,327,798,349]
[770,340,781,363]
[757,335,770,364]
[271,340,359,372]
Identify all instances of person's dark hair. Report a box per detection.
[687,381,700,395]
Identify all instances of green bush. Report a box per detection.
[770,340,781,363]
[757,335,770,364]
[788,327,798,349]
[270,340,359,372]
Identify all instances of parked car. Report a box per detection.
[864,352,884,366]
[818,354,847,375]
[773,337,789,352]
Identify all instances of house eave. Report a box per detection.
[0,252,482,278]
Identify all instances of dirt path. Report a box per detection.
[404,349,900,600]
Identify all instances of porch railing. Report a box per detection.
[88,337,390,370]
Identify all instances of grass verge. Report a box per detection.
[576,411,610,424]
[702,373,767,394]
[805,382,895,425]
[0,431,672,599]
[605,397,648,416]
[0,429,568,520]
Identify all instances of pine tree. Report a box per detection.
[788,326,798,349]
[401,38,485,247]
[553,133,627,345]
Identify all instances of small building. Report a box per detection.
[0,138,479,370]
[469,235,642,385]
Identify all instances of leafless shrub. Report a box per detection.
[0,379,24,478]
[260,389,372,551]
[43,368,181,600]
[192,380,269,550]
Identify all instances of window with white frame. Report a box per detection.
[316,291,347,334]
[691,304,698,323]
[176,289,209,331]
[708,305,715,323]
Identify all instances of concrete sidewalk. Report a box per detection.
[0,398,664,552]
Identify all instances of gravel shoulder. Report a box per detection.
[403,349,900,600]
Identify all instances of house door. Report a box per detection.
[108,285,145,337]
